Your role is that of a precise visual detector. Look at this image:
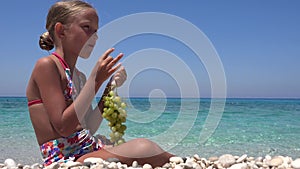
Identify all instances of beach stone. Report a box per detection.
[248,163,259,169]
[117,162,127,169]
[44,162,59,169]
[291,158,300,169]
[267,156,283,167]
[247,157,254,161]
[132,161,139,168]
[185,157,194,164]
[192,163,201,169]
[4,159,16,168]
[31,163,41,169]
[17,163,23,169]
[83,162,92,167]
[265,155,272,161]
[84,157,104,164]
[162,163,171,168]
[142,164,152,169]
[22,165,31,169]
[174,165,183,169]
[207,166,213,169]
[107,158,120,163]
[283,156,293,164]
[66,161,82,168]
[170,157,184,164]
[108,162,118,169]
[219,154,236,168]
[236,154,247,163]
[228,163,248,169]
[90,163,104,169]
[255,157,263,163]
[208,156,218,162]
[184,161,194,169]
[193,154,201,161]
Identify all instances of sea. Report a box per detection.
[0,97,300,164]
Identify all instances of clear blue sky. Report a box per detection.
[0,0,299,98]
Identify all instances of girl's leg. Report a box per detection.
[76,138,174,167]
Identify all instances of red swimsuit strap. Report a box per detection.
[52,52,70,70]
[27,99,43,106]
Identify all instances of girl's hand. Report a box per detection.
[94,48,123,85]
[110,66,127,88]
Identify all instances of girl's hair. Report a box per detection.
[39,0,95,51]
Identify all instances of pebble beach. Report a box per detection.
[2,154,300,169]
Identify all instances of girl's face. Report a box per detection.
[63,8,99,57]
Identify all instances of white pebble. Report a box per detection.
[228,163,248,169]
[192,163,202,169]
[193,154,201,161]
[132,161,138,168]
[23,165,31,169]
[236,154,247,163]
[90,163,104,169]
[142,164,152,169]
[4,159,16,168]
[267,156,283,167]
[44,162,59,169]
[174,165,183,169]
[31,163,41,169]
[108,162,118,169]
[292,158,300,169]
[219,154,236,168]
[170,157,184,164]
[84,157,104,164]
[265,155,272,161]
[65,161,82,168]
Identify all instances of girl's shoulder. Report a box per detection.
[33,55,60,77]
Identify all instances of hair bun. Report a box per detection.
[39,32,54,51]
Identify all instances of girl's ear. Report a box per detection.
[54,22,65,39]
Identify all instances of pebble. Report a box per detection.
[169,157,184,164]
[268,156,283,167]
[4,159,16,168]
[2,154,300,169]
[44,162,59,169]
[218,154,236,168]
[236,154,247,163]
[131,161,138,168]
[292,158,300,169]
[208,156,218,162]
[107,158,120,163]
[228,163,248,169]
[84,157,104,164]
[142,164,152,169]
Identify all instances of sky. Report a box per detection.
[0,0,299,98]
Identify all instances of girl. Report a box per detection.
[26,0,173,167]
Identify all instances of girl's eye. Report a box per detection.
[83,25,90,31]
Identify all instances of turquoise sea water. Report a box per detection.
[0,97,300,164]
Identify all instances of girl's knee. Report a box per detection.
[134,138,160,151]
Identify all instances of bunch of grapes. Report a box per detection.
[102,89,127,146]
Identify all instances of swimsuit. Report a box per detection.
[28,53,103,166]
[40,128,103,166]
[27,52,75,106]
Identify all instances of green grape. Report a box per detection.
[109,91,115,97]
[102,87,127,146]
[114,96,121,103]
[120,102,127,109]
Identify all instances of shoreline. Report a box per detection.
[1,154,300,169]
